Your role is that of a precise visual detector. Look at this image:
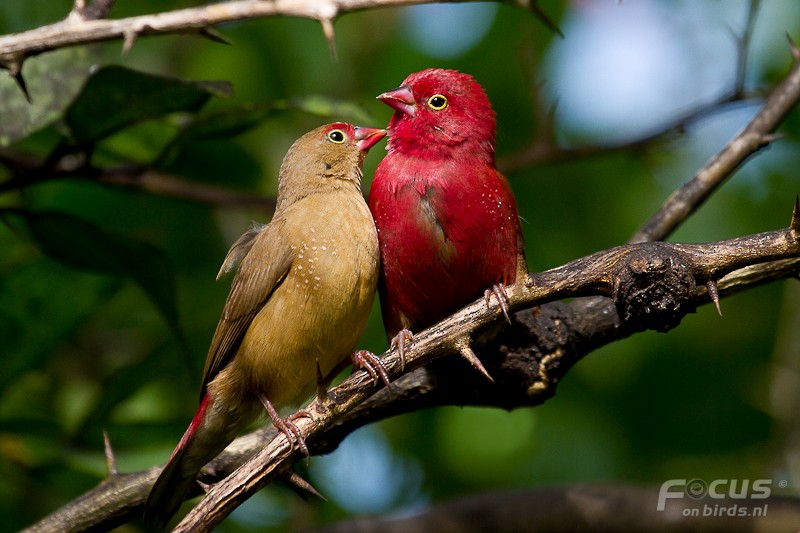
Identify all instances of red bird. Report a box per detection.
[369,68,527,359]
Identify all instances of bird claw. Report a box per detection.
[389,329,413,371]
[485,283,511,323]
[351,350,392,390]
[260,395,311,458]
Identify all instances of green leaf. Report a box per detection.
[64,66,232,144]
[175,104,279,142]
[2,209,185,347]
[174,95,374,144]
[287,95,374,125]
[0,259,119,393]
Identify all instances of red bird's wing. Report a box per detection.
[428,163,521,285]
[201,219,293,398]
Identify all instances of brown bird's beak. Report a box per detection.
[377,85,416,116]
[354,127,387,151]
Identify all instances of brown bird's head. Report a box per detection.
[276,123,386,210]
[377,68,496,163]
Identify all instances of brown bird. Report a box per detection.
[145,123,385,527]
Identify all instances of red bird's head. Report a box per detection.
[377,68,496,163]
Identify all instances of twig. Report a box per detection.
[0,0,557,97]
[629,37,800,244]
[497,90,755,174]
[734,0,762,96]
[310,484,800,533]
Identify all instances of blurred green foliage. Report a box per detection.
[0,1,798,531]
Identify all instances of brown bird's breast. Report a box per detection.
[232,190,379,408]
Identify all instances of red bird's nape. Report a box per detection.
[369,68,527,359]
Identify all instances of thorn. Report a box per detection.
[762,132,783,144]
[69,0,87,20]
[706,280,722,316]
[286,470,327,501]
[11,70,32,104]
[455,338,493,382]
[199,27,232,46]
[787,33,800,62]
[389,329,413,371]
[320,18,337,60]
[103,430,118,476]
[528,3,564,39]
[5,57,32,103]
[791,195,800,235]
[485,283,511,323]
[122,29,137,56]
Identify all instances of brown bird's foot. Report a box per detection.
[260,395,311,458]
[389,328,413,371]
[351,350,392,389]
[484,283,511,323]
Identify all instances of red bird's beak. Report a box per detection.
[354,127,387,151]
[377,85,416,116]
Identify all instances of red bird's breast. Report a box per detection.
[368,151,521,338]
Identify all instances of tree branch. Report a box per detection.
[629,35,800,243]
[12,4,800,531]
[311,484,800,533]
[0,0,555,91]
[21,233,800,532]
[169,211,800,531]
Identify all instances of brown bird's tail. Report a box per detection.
[144,393,237,528]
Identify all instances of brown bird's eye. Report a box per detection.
[427,94,448,110]
[327,129,346,143]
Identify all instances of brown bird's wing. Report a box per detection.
[200,219,293,397]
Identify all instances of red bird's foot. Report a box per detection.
[260,395,311,458]
[484,283,511,323]
[351,350,391,389]
[389,328,414,370]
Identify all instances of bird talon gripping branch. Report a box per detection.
[389,328,414,370]
[485,283,511,323]
[351,349,392,389]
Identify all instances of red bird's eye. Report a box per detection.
[427,94,448,110]
[327,129,346,143]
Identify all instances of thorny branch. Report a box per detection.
[498,0,766,175]
[0,0,558,101]
[23,207,800,533]
[26,101,800,531]
[10,2,800,532]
